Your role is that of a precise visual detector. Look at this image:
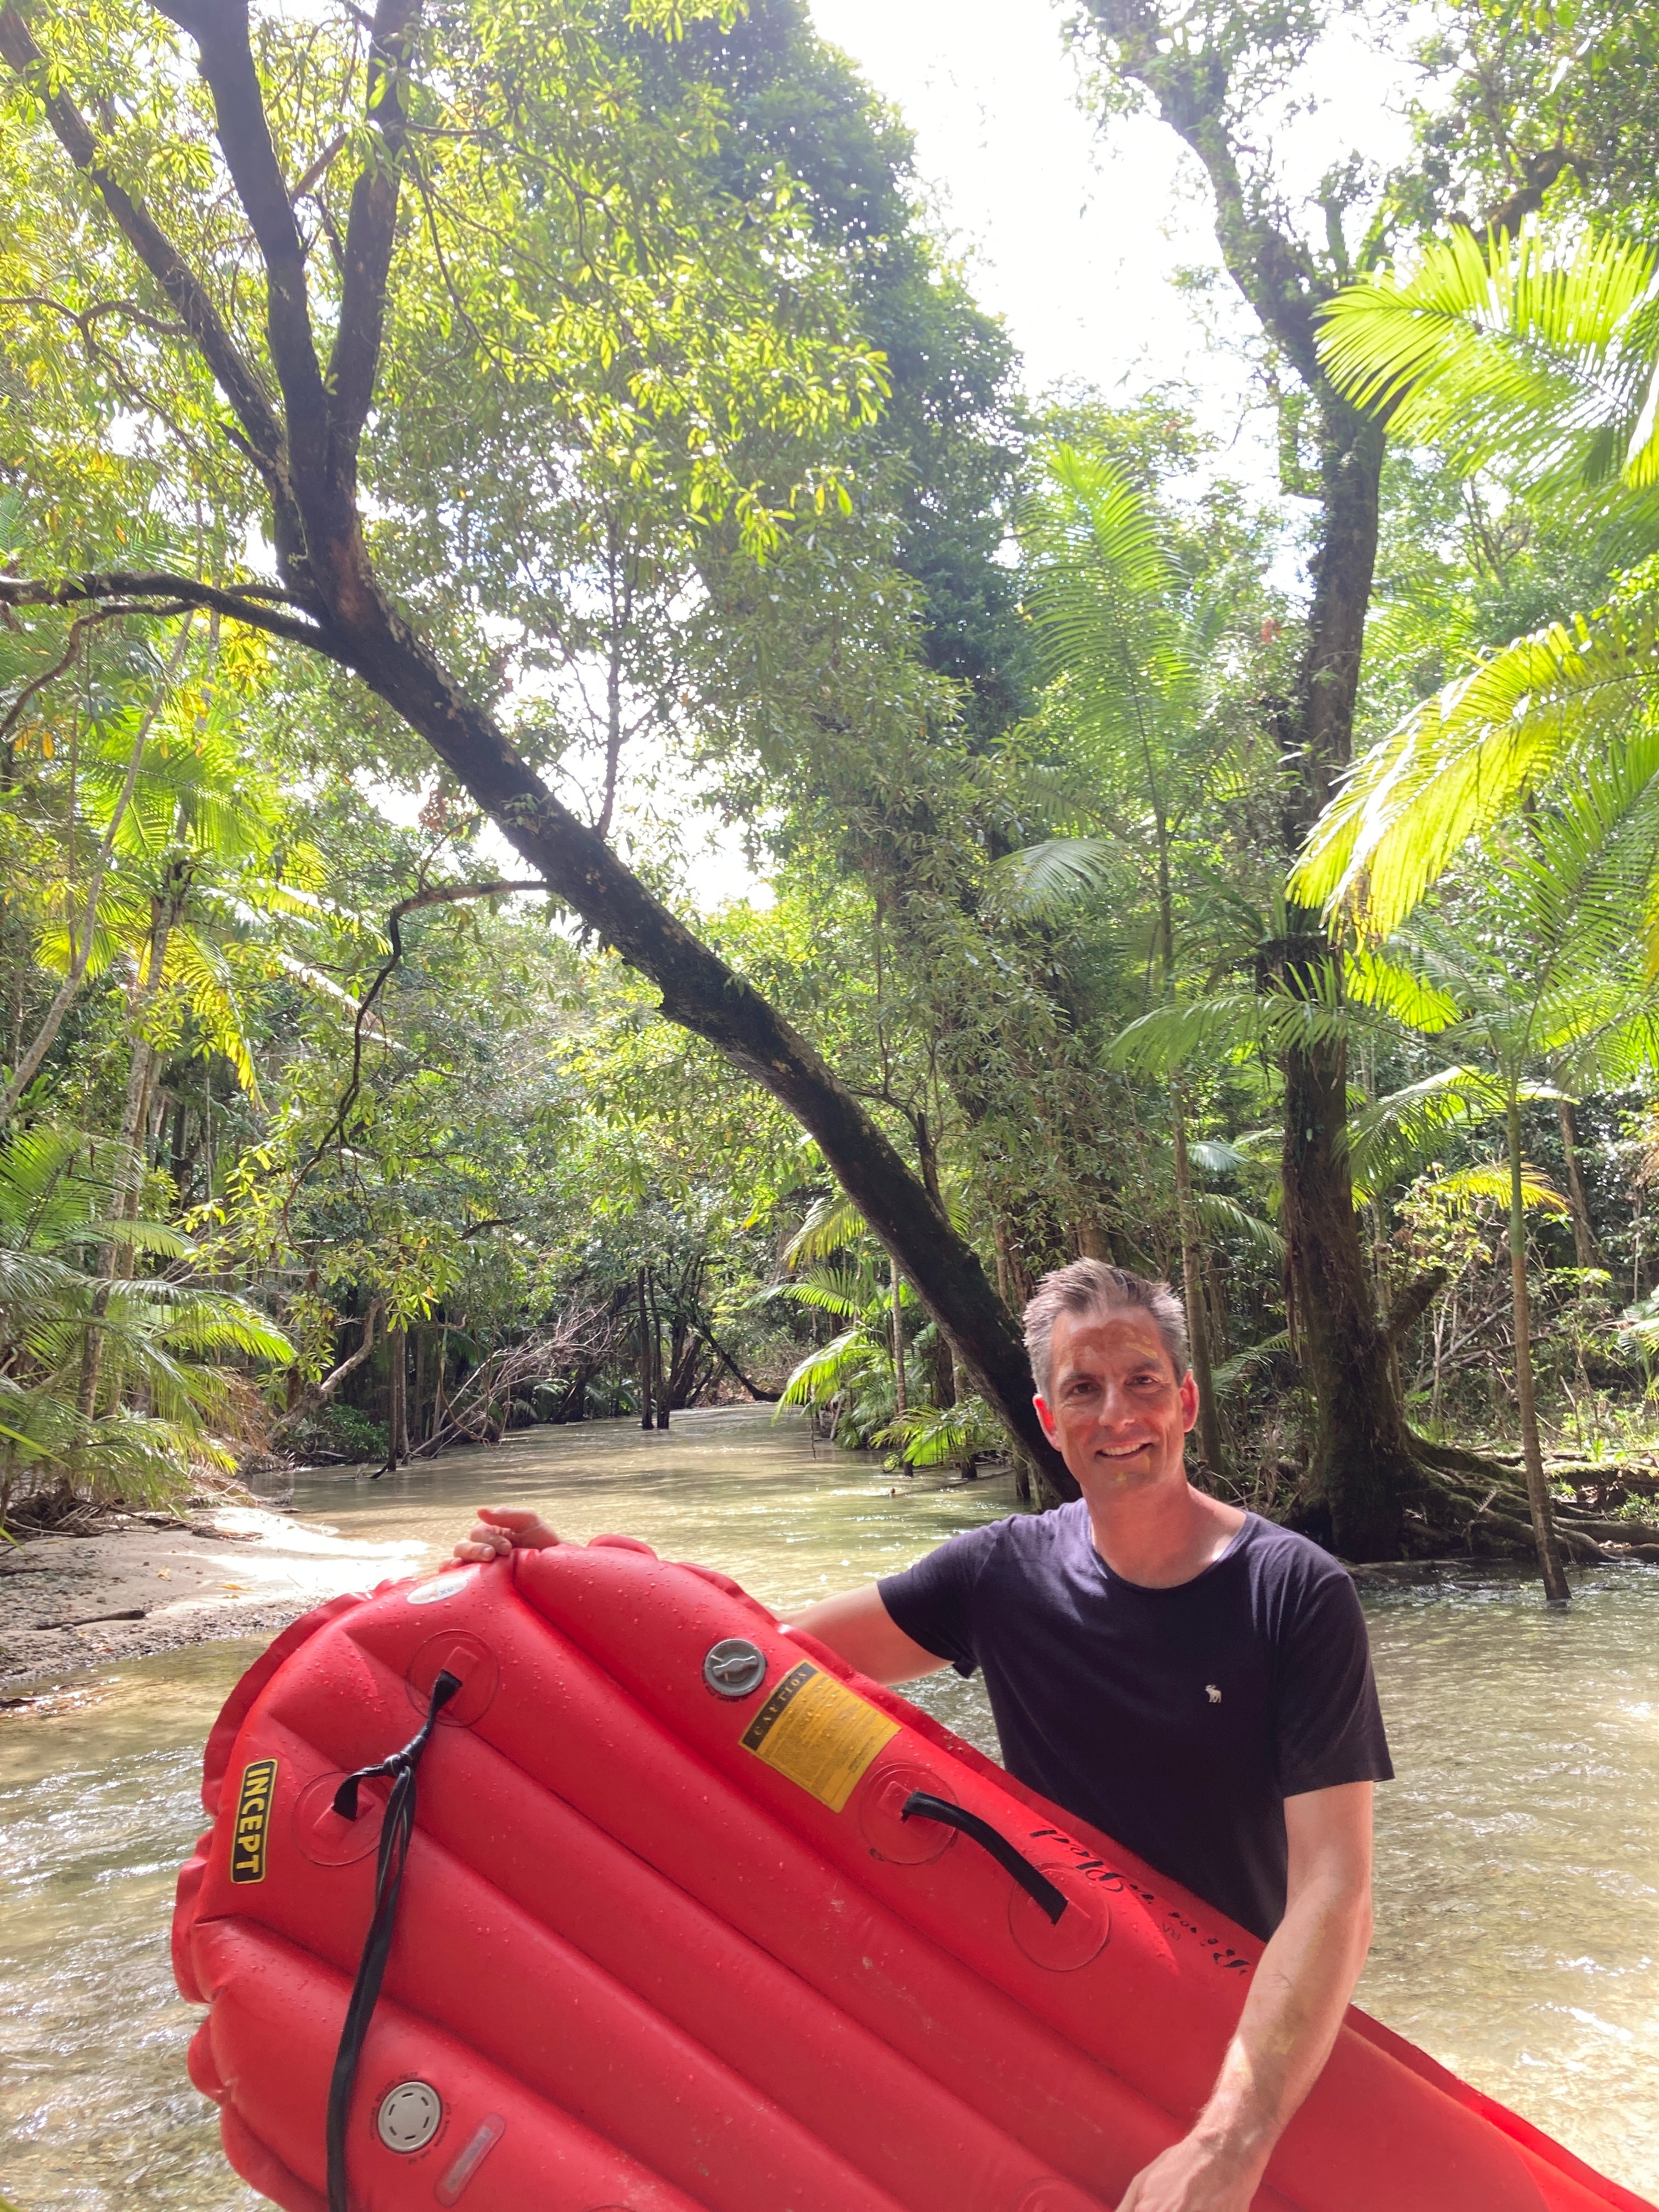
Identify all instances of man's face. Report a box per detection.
[1033,1307,1198,1499]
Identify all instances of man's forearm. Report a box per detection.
[1186,1874,1373,2192]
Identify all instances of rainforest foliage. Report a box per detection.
[4,0,1659,1585]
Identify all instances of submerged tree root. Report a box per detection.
[1398,1436,1659,1566]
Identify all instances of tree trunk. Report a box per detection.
[413,1324,429,1445]
[1556,1099,1606,1272]
[1278,956,1417,1560]
[78,898,179,1423]
[1171,1084,1227,1481]
[432,1322,449,1442]
[927,1325,956,1411]
[1272,414,1423,1553]
[1062,13,1440,1548]
[387,1323,408,1467]
[890,1257,908,1426]
[648,1271,670,1429]
[637,1268,653,1431]
[1509,1100,1571,1604]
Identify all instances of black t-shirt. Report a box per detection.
[877,1504,1392,1939]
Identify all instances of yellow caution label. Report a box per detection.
[229,1757,277,1884]
[741,1661,899,1813]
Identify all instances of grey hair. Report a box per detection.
[1023,1259,1190,1399]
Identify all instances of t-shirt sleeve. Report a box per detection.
[1274,1566,1394,1797]
[877,1522,1001,1678]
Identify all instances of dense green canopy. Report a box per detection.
[4,0,1659,1586]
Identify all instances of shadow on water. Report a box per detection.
[2,1406,1655,2206]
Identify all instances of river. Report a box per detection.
[2,1406,1656,2207]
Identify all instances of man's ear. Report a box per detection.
[1178,1369,1199,1434]
[1033,1393,1059,1443]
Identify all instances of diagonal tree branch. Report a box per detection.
[1081,2,1324,381]
[149,0,333,500]
[327,0,423,486]
[0,608,121,749]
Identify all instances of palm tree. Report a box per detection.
[38,688,352,1416]
[1299,223,1659,933]
[1006,444,1251,1476]
[1346,742,1659,1599]
[775,1248,909,1449]
[0,1123,292,1521]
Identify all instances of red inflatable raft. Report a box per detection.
[172,1540,1651,2212]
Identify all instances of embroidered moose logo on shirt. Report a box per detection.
[1206,1684,1222,1704]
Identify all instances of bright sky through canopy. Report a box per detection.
[810,0,1418,482]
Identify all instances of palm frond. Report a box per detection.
[1344,947,1460,1032]
[1108,993,1261,1075]
[990,837,1122,919]
[783,1191,867,1267]
[876,1396,1001,1466]
[1347,1065,1505,1199]
[1294,586,1659,931]
[1187,1137,1255,1175]
[1211,1331,1294,1395]
[1193,1193,1286,1263]
[1318,225,1659,494]
[1424,1161,1569,1215]
[778,1326,883,1408]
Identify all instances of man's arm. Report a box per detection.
[1119,1781,1375,2212]
[788,1584,951,1684]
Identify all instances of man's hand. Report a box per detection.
[449,1505,560,1565]
[1115,1781,1375,2211]
[1116,2134,1257,2211]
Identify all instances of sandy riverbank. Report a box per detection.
[0,1500,434,1692]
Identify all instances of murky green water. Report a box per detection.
[2,1407,1656,2207]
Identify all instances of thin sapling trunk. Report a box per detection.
[1172,1081,1227,1481]
[1508,1098,1571,1605]
[387,1323,409,1467]
[637,1268,653,1432]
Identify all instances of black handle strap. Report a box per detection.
[900,1791,1068,1926]
[325,1669,461,2212]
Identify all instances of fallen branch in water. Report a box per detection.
[33,1606,148,1630]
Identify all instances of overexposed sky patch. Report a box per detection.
[417,2,1425,907]
[810,0,1419,477]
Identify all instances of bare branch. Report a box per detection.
[295,877,552,1183]
[269,1300,382,1437]
[1458,147,1581,248]
[292,128,349,204]
[0,292,189,345]
[1385,1266,1448,1345]
[0,572,348,661]
[0,608,123,748]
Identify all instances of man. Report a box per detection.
[453,1259,1391,2212]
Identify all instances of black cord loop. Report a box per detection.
[325,1668,461,2211]
[900,1790,1069,1925]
